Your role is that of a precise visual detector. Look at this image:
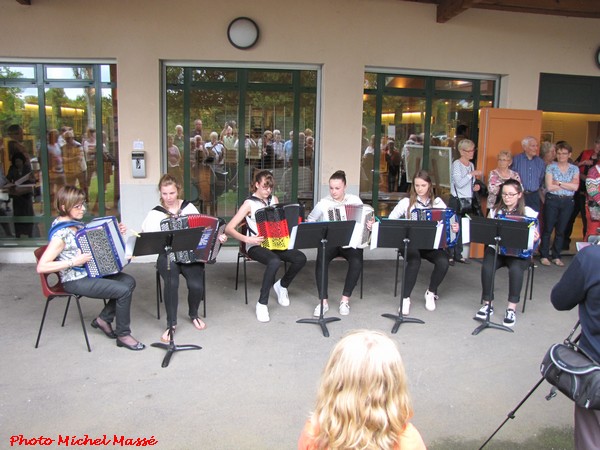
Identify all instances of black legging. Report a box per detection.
[399,247,450,299]
[247,246,307,305]
[480,246,530,303]
[315,246,363,300]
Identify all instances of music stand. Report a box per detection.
[291,221,355,337]
[133,226,205,367]
[374,220,438,333]
[467,216,531,336]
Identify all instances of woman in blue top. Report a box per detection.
[539,142,579,266]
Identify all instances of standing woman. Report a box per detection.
[225,170,307,322]
[36,185,144,350]
[388,170,458,314]
[539,142,579,266]
[487,150,521,207]
[142,174,226,342]
[307,170,371,317]
[475,179,540,328]
[449,139,482,264]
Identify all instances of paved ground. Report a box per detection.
[0,251,580,449]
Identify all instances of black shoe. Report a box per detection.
[448,258,455,266]
[91,318,117,339]
[457,258,471,264]
[116,337,146,351]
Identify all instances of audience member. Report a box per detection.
[61,130,87,199]
[487,150,521,207]
[298,329,426,450]
[510,136,545,212]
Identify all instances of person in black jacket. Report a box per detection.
[551,244,600,449]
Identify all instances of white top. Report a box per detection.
[141,201,200,233]
[307,193,363,222]
[388,196,447,220]
[245,195,276,250]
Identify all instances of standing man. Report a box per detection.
[192,119,203,138]
[551,244,600,449]
[564,137,600,247]
[510,136,546,212]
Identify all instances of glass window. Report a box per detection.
[385,76,426,90]
[0,65,35,79]
[434,79,473,92]
[191,69,237,83]
[46,66,94,80]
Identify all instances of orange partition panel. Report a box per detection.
[471,108,543,258]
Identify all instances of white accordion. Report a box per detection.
[75,216,128,278]
[326,204,374,248]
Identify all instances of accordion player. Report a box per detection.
[254,203,302,251]
[495,213,539,259]
[75,216,129,278]
[410,208,459,248]
[160,214,226,264]
[326,204,374,249]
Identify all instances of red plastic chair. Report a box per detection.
[34,245,92,352]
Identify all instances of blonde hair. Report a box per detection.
[310,330,413,450]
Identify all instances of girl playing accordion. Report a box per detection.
[475,179,540,327]
[36,185,144,351]
[225,170,306,323]
[142,174,227,342]
[388,170,458,315]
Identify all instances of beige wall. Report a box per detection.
[1,0,599,228]
[542,112,600,156]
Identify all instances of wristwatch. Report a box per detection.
[558,182,562,187]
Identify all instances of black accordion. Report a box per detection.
[160,214,225,264]
[75,216,128,278]
[410,208,458,248]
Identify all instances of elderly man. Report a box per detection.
[510,136,546,212]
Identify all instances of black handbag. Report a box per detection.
[540,326,600,410]
[449,195,472,215]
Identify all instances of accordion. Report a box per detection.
[496,213,538,259]
[410,208,458,248]
[75,216,128,278]
[255,203,302,251]
[160,214,226,264]
[326,204,374,249]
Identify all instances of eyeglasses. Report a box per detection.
[73,202,87,210]
[461,149,475,153]
[501,192,519,198]
[259,184,273,190]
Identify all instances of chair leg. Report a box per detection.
[75,296,92,352]
[394,249,401,297]
[156,269,162,320]
[235,253,241,290]
[522,263,534,313]
[243,257,248,305]
[360,262,363,299]
[202,270,207,318]
[35,298,52,348]
[61,295,72,327]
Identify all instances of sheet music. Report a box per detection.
[461,217,471,243]
[369,221,380,250]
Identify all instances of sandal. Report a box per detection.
[161,327,175,343]
[553,258,565,267]
[191,317,207,331]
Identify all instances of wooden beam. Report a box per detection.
[16,0,31,5]
[436,0,476,23]
[475,0,600,19]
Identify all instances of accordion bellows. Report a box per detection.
[496,213,538,258]
[410,208,458,248]
[254,204,302,251]
[326,204,374,249]
[75,216,128,278]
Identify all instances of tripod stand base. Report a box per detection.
[151,341,202,368]
[472,317,514,336]
[297,316,341,338]
[382,313,425,334]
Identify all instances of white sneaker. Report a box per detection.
[400,298,411,315]
[313,301,329,317]
[256,303,270,322]
[424,290,438,311]
[339,301,350,316]
[273,279,289,306]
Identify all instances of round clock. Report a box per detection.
[227,17,260,50]
[596,46,600,69]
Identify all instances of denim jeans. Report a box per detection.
[540,194,575,259]
[63,272,136,337]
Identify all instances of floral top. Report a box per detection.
[50,218,87,283]
[545,162,579,197]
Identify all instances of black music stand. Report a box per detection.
[292,221,355,337]
[467,216,531,336]
[374,220,438,333]
[133,226,205,367]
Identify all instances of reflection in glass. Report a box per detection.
[46,66,94,80]
[0,65,35,79]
